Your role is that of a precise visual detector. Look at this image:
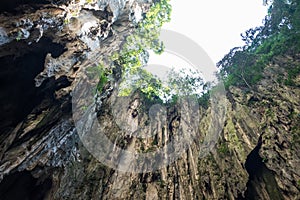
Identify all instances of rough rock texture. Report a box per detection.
[0,0,299,200]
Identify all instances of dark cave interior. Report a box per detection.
[0,38,65,132]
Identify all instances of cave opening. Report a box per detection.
[0,37,65,132]
[0,0,50,13]
[0,170,52,200]
[242,138,283,200]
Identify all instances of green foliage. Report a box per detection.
[197,92,210,109]
[113,0,172,68]
[101,0,208,106]
[284,64,300,86]
[265,108,275,118]
[136,0,171,54]
[218,143,229,154]
[111,0,207,104]
[255,33,288,60]
[118,68,166,101]
[16,31,23,41]
[86,64,109,93]
[284,77,295,86]
[97,71,109,93]
[262,157,268,163]
[167,68,204,97]
[218,0,300,89]
[118,66,206,105]
[245,0,300,51]
[218,49,263,89]
[81,105,88,111]
[255,32,300,64]
[110,0,172,100]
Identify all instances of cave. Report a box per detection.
[242,139,284,200]
[0,37,65,132]
[0,170,52,200]
[0,0,51,13]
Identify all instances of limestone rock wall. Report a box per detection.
[0,0,299,199]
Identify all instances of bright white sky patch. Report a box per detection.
[148,0,268,66]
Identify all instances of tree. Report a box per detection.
[218,0,300,89]
[166,68,204,98]
[110,0,172,98]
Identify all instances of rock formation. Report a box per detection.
[0,0,299,199]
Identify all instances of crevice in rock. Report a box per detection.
[0,0,49,13]
[241,137,284,200]
[0,37,65,131]
[0,170,52,200]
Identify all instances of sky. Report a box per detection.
[148,0,269,68]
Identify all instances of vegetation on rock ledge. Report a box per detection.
[218,0,300,89]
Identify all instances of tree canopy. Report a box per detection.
[109,0,171,100]
[218,0,300,89]
[108,0,205,103]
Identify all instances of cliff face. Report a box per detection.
[0,0,299,200]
